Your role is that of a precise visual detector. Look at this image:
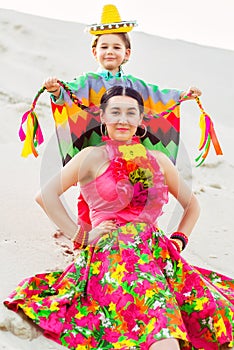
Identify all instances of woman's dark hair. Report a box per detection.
[100,86,144,114]
[91,33,131,49]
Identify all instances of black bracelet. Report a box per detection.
[170,232,188,251]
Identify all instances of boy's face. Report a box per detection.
[92,34,131,74]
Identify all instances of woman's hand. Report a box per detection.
[180,86,202,100]
[43,76,61,97]
[88,220,117,244]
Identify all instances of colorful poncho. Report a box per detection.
[19,72,223,166]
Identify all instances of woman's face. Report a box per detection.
[92,34,130,74]
[101,95,143,142]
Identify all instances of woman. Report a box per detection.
[4,86,234,349]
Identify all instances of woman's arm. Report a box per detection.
[35,147,94,240]
[155,151,200,237]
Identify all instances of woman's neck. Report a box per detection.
[102,135,140,144]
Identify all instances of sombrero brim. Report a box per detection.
[87,21,137,35]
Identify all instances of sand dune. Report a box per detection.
[0,8,233,349]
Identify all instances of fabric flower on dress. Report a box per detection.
[129,167,153,188]
[131,182,148,207]
[119,144,147,161]
[107,141,167,211]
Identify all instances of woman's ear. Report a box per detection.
[139,112,144,124]
[100,110,104,124]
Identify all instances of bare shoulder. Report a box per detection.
[74,145,107,183]
[150,150,169,161]
[149,150,175,174]
[62,145,106,176]
[73,145,106,163]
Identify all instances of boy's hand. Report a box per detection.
[43,76,60,96]
[180,86,202,100]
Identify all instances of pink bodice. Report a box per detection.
[80,139,168,227]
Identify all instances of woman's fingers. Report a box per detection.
[88,220,117,243]
[99,220,117,232]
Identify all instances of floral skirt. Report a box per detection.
[4,222,234,349]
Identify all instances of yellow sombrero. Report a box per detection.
[86,4,137,35]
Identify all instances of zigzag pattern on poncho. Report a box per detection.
[51,73,182,165]
[19,73,223,167]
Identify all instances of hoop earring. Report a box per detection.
[138,124,147,138]
[100,123,107,136]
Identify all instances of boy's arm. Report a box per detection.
[48,74,91,105]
